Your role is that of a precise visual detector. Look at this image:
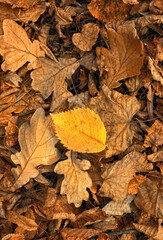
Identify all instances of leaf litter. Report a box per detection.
[0,0,163,239]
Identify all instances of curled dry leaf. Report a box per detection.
[5,210,38,231]
[0,0,45,9]
[88,0,131,23]
[103,194,135,216]
[61,228,100,240]
[96,23,144,89]
[51,107,106,153]
[144,120,163,148]
[30,57,79,99]
[148,56,163,85]
[54,151,92,207]
[135,176,163,218]
[0,19,45,71]
[88,85,141,157]
[11,108,60,189]
[99,151,152,201]
[72,23,100,51]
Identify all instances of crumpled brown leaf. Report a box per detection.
[88,85,141,157]
[72,23,100,51]
[148,56,163,85]
[0,0,45,9]
[54,151,92,207]
[61,228,100,240]
[99,151,153,201]
[96,23,144,89]
[30,57,79,99]
[11,108,60,188]
[5,210,38,231]
[144,120,163,148]
[88,0,131,23]
[0,19,45,71]
[135,175,163,218]
[103,194,135,216]
[0,3,46,35]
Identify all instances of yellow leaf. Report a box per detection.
[51,107,106,153]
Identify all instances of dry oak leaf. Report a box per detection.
[51,107,106,153]
[134,176,163,218]
[0,19,45,71]
[54,151,92,207]
[30,57,79,99]
[88,85,141,158]
[96,23,144,89]
[11,108,60,188]
[99,151,153,201]
[72,23,100,52]
[88,0,131,23]
[144,120,163,148]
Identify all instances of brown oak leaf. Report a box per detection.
[99,151,152,201]
[0,19,45,71]
[11,108,60,188]
[96,23,144,89]
[30,57,79,99]
[54,151,92,207]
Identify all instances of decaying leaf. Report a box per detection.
[6,210,38,231]
[99,151,152,201]
[88,0,131,23]
[54,151,92,207]
[88,85,141,157]
[144,120,163,148]
[0,0,45,9]
[135,176,163,218]
[30,57,79,99]
[96,23,144,89]
[51,107,106,153]
[72,23,100,51]
[148,56,163,85]
[11,108,60,188]
[103,194,135,216]
[0,19,45,71]
[61,228,100,240]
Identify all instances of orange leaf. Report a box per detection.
[51,108,106,153]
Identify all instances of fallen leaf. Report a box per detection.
[123,0,139,4]
[135,176,163,218]
[144,120,163,148]
[88,85,141,157]
[148,56,163,85]
[54,151,92,207]
[88,0,131,23]
[72,207,106,228]
[61,228,100,240]
[0,3,46,34]
[147,151,163,162]
[5,121,18,147]
[51,107,106,153]
[128,174,146,195]
[6,210,38,231]
[103,194,135,216]
[72,23,100,51]
[99,151,152,201]
[11,108,60,188]
[0,19,45,71]
[1,234,25,240]
[96,23,144,89]
[30,57,79,99]
[0,0,45,9]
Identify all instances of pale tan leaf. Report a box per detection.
[123,0,139,4]
[30,57,79,99]
[96,23,143,89]
[0,0,45,9]
[99,151,153,201]
[88,84,141,157]
[135,176,163,218]
[6,210,38,231]
[0,19,45,71]
[72,23,100,51]
[103,194,135,216]
[54,151,92,207]
[51,108,106,153]
[11,108,60,188]
[148,56,163,85]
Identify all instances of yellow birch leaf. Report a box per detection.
[51,107,106,153]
